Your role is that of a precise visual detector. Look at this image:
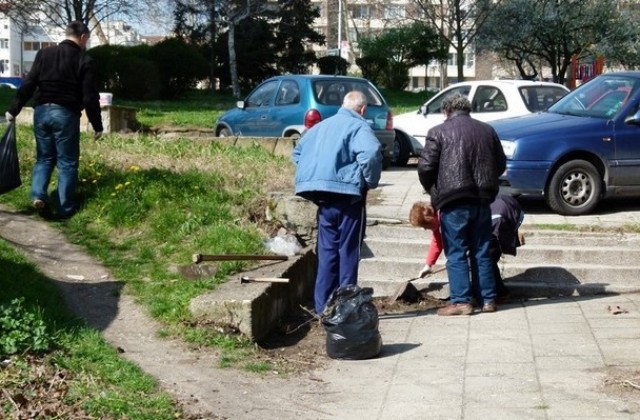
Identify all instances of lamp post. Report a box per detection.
[337,0,342,58]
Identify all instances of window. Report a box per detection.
[0,59,8,74]
[472,86,507,113]
[23,41,40,51]
[0,39,8,49]
[351,4,370,19]
[275,80,300,106]
[426,86,471,114]
[447,53,456,66]
[465,53,474,68]
[41,42,56,49]
[384,5,405,19]
[246,80,278,107]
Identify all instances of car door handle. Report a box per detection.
[261,115,268,120]
[603,137,612,142]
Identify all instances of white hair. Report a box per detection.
[342,90,367,112]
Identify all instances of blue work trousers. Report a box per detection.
[315,197,366,314]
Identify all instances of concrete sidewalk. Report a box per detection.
[291,166,640,419]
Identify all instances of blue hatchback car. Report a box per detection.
[491,71,640,215]
[214,75,396,166]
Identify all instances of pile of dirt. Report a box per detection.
[256,294,444,372]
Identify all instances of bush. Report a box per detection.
[317,56,349,75]
[0,297,52,356]
[151,37,210,99]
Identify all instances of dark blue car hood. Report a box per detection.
[490,112,603,138]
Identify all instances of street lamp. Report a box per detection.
[337,0,342,58]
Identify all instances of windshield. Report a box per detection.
[549,75,640,119]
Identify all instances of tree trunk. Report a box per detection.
[228,22,240,98]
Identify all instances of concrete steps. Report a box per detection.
[360,224,640,299]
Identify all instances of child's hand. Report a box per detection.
[418,264,432,278]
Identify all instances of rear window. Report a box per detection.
[519,86,568,112]
[313,80,384,106]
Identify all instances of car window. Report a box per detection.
[275,80,300,106]
[519,86,568,112]
[313,80,384,106]
[426,86,471,114]
[472,86,507,113]
[246,80,279,107]
[551,76,640,119]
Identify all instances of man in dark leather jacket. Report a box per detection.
[418,92,506,315]
[6,21,103,220]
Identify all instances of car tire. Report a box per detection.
[392,131,410,167]
[218,127,232,137]
[546,159,601,215]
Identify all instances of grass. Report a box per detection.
[0,240,182,419]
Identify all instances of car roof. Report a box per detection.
[264,74,372,82]
[446,79,568,89]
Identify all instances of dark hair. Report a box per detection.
[442,92,471,114]
[66,21,90,38]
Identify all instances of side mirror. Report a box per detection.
[236,100,246,110]
[419,105,428,116]
[624,110,640,126]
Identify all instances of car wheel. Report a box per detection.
[391,131,410,167]
[546,160,601,215]
[218,127,232,137]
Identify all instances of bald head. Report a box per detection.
[342,90,368,116]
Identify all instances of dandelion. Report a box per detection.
[115,183,124,190]
[129,165,141,172]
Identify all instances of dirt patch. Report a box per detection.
[256,294,444,372]
[603,367,640,399]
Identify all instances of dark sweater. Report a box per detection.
[9,39,103,132]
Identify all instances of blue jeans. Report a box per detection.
[315,197,366,314]
[32,104,80,217]
[439,204,496,305]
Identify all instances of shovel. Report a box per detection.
[387,266,446,304]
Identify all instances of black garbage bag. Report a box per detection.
[0,123,21,194]
[322,285,382,360]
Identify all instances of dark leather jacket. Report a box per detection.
[9,40,103,132]
[417,112,506,210]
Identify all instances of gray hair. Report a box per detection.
[442,92,471,115]
[342,90,367,112]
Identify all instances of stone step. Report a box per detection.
[365,224,640,247]
[362,238,640,265]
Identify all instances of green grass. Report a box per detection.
[0,240,182,419]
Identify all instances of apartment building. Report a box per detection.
[0,17,143,79]
[309,0,476,90]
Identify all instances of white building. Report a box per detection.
[0,17,143,78]
[309,0,476,89]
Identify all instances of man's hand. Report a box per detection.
[418,264,432,278]
[94,131,103,140]
[5,112,14,122]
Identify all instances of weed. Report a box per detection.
[0,298,52,356]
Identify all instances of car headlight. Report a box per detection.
[500,140,516,159]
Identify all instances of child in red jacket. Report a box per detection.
[409,195,524,298]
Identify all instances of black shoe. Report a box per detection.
[32,199,53,219]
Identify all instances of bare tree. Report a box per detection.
[217,0,292,98]
[0,0,171,34]
[412,0,502,83]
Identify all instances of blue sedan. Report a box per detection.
[491,71,640,215]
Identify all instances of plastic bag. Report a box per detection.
[0,122,21,194]
[265,234,302,256]
[322,285,382,360]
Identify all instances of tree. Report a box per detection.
[358,22,447,89]
[0,0,168,29]
[273,0,325,74]
[479,0,627,84]
[412,0,502,83]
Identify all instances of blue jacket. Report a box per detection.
[292,107,382,200]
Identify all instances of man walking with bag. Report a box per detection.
[6,21,103,219]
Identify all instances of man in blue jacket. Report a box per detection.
[6,21,103,220]
[292,90,382,315]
